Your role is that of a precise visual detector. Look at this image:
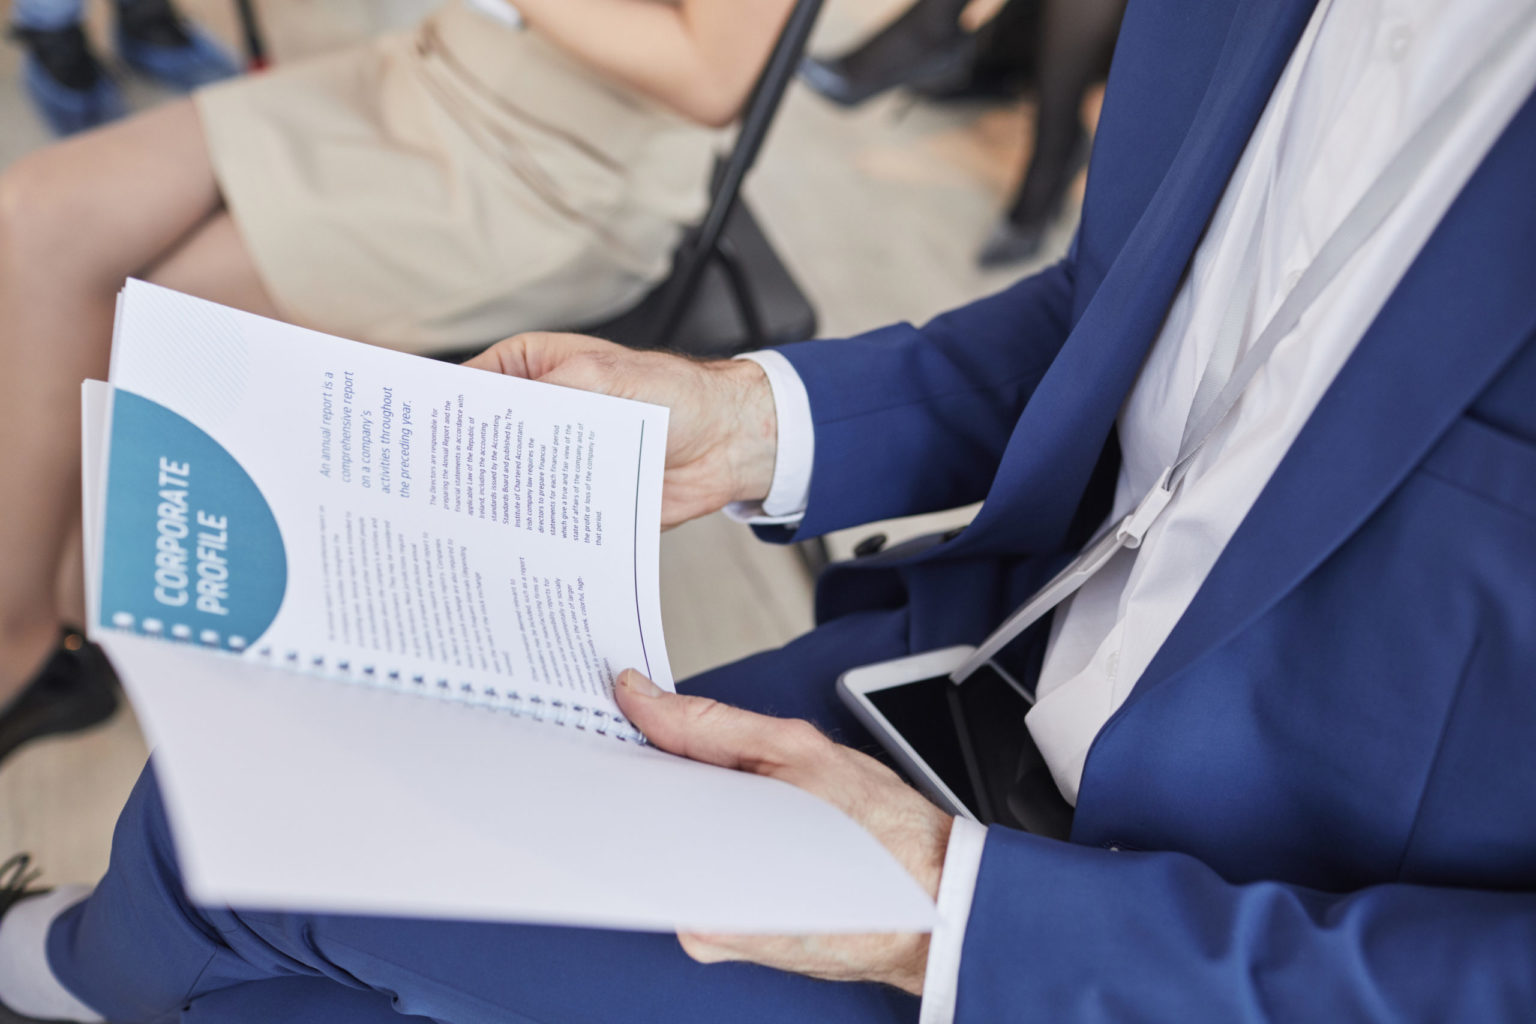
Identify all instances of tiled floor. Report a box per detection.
[0,0,1081,888]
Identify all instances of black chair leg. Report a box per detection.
[795,538,832,579]
[712,240,770,350]
[233,0,269,70]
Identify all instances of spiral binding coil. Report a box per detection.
[110,611,249,651]
[108,611,645,744]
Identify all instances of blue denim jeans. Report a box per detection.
[10,0,88,31]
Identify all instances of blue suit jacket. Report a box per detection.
[765,0,1536,1018]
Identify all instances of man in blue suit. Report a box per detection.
[4,0,1536,1020]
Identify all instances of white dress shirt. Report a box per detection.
[736,0,1536,1019]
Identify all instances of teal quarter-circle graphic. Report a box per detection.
[99,390,286,651]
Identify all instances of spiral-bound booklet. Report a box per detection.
[79,282,935,935]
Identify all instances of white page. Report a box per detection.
[81,380,112,631]
[102,632,936,933]
[99,281,670,739]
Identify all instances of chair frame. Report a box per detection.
[631,0,827,350]
[231,0,269,70]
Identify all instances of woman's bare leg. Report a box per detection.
[0,99,272,701]
[44,210,280,632]
[143,211,280,318]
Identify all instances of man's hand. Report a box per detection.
[464,333,778,528]
[613,669,954,995]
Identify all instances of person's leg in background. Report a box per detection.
[23,612,918,1023]
[112,0,240,94]
[799,0,973,107]
[0,100,279,764]
[978,0,1125,266]
[8,0,125,134]
[910,0,1040,103]
[8,0,237,136]
[798,0,1126,267]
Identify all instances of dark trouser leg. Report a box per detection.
[964,0,1043,96]
[979,0,1125,265]
[1005,0,1126,229]
[48,611,916,1023]
[45,765,276,1022]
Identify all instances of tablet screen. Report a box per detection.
[863,661,1067,834]
[866,672,984,818]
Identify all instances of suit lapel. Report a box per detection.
[958,0,1319,557]
[1112,88,1536,721]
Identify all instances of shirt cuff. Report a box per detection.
[722,350,814,525]
[918,817,987,1024]
[465,0,524,27]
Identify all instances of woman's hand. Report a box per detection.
[465,332,778,528]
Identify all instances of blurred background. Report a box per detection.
[0,0,1101,885]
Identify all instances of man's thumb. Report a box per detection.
[614,670,804,775]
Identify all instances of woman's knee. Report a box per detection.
[0,100,219,288]
[0,149,109,283]
[0,145,128,288]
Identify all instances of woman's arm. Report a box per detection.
[511,0,794,127]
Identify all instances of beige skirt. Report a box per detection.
[195,1,720,353]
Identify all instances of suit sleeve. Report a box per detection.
[754,260,1077,542]
[957,827,1536,1022]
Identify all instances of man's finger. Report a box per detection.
[614,670,826,776]
[461,332,618,380]
[536,351,621,396]
[461,335,534,377]
[676,932,743,965]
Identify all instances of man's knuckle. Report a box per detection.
[575,345,619,371]
[681,695,727,728]
[778,719,828,760]
[565,350,601,373]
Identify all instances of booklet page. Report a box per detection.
[101,631,936,933]
[96,281,672,729]
[85,286,940,935]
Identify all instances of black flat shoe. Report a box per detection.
[982,129,1094,269]
[0,854,72,1024]
[907,64,1027,105]
[0,630,119,769]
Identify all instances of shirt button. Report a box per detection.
[1387,23,1413,61]
[1284,267,1304,292]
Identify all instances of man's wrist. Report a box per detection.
[917,816,986,1022]
[711,358,778,505]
